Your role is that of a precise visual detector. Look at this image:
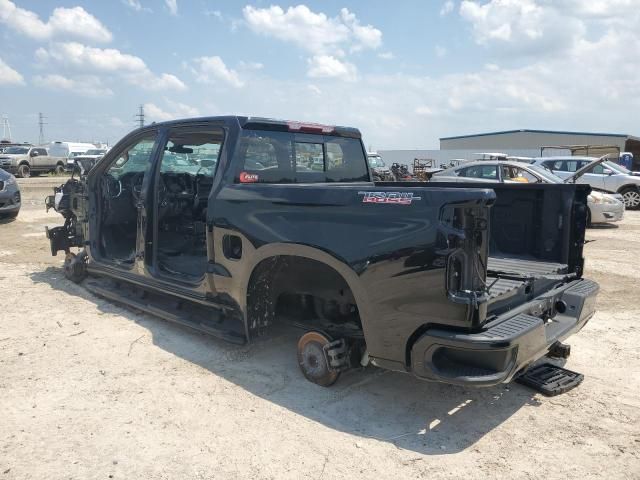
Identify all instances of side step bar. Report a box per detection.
[84,280,247,345]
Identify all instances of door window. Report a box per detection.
[459,165,498,180]
[501,165,540,183]
[107,138,156,179]
[545,160,564,171]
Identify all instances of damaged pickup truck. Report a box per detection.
[45,116,598,389]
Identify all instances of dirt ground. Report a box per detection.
[1,179,639,479]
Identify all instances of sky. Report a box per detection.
[0,0,639,149]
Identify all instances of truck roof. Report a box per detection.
[140,115,362,139]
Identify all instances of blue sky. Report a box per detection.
[1,0,639,149]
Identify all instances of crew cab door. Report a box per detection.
[31,148,48,169]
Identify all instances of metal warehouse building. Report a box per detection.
[440,129,640,166]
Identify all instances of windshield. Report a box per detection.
[605,160,630,174]
[367,155,385,168]
[528,164,564,183]
[84,149,106,155]
[4,147,29,154]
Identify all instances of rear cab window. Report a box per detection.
[234,128,369,184]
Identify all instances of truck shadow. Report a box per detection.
[30,267,542,455]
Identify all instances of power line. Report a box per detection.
[38,112,47,145]
[135,104,145,128]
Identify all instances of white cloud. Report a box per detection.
[144,101,199,123]
[415,106,434,116]
[459,0,584,56]
[33,74,113,97]
[36,42,186,91]
[307,55,357,82]
[192,56,244,88]
[0,0,112,43]
[435,45,447,58]
[440,1,455,16]
[0,57,24,85]
[165,0,178,15]
[238,61,264,71]
[243,5,380,80]
[123,0,142,11]
[378,51,394,60]
[122,0,151,13]
[243,5,381,54]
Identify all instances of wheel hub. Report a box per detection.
[623,190,640,208]
[297,331,339,387]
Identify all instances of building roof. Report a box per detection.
[440,129,631,141]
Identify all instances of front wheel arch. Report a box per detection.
[17,162,31,178]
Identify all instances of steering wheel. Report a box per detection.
[130,172,168,205]
[102,174,122,199]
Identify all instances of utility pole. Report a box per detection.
[1,115,11,141]
[38,112,47,145]
[135,104,145,128]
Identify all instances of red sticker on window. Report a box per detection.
[239,172,259,183]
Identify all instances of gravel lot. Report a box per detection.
[1,180,639,479]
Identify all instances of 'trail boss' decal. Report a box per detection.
[358,191,422,205]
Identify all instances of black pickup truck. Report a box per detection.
[45,116,598,388]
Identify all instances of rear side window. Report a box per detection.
[545,160,564,171]
[236,130,368,183]
[459,165,498,180]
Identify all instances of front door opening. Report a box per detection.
[154,129,223,280]
[98,135,156,264]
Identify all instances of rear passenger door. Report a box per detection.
[32,148,49,170]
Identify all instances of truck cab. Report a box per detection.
[0,145,65,177]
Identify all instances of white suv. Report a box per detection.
[532,156,640,209]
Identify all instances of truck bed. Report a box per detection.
[488,257,567,276]
[486,257,568,305]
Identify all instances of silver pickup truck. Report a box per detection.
[0,145,66,178]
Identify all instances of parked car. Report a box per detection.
[431,160,624,225]
[0,145,66,178]
[0,167,21,218]
[367,153,391,181]
[66,148,108,171]
[47,141,95,159]
[45,116,598,389]
[531,156,640,209]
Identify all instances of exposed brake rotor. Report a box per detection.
[297,331,340,387]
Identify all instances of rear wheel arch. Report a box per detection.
[242,246,371,338]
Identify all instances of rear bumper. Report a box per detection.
[410,278,599,386]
